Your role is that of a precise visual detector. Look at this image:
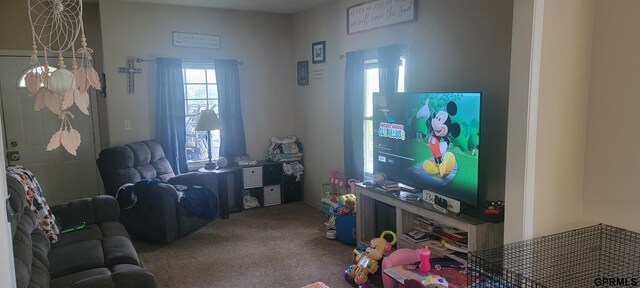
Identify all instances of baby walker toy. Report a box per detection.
[344,231,397,288]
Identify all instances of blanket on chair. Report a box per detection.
[6,165,60,243]
[117,179,218,219]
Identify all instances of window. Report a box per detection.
[18,66,57,88]
[363,57,405,175]
[182,63,220,165]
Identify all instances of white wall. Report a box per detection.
[292,0,514,209]
[531,0,595,237]
[582,0,640,233]
[504,0,539,244]
[99,1,294,159]
[0,116,15,287]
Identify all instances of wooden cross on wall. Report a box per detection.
[118,58,143,94]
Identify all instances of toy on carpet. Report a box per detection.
[345,231,397,287]
[422,274,449,288]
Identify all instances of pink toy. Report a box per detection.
[348,178,358,194]
[419,247,431,273]
[381,248,421,288]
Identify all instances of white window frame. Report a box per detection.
[182,62,220,171]
[363,56,406,178]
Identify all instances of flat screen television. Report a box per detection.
[373,92,482,207]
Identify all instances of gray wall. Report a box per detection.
[292,0,513,208]
[100,1,294,160]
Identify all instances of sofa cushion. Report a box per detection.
[102,236,140,267]
[53,224,103,247]
[12,208,42,288]
[49,240,104,278]
[100,221,131,239]
[50,268,111,288]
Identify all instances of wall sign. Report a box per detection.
[172,32,221,49]
[347,0,417,34]
[297,61,309,85]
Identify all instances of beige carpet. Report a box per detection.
[133,202,373,288]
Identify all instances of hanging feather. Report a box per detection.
[74,67,88,92]
[46,129,62,151]
[34,87,47,111]
[25,71,41,96]
[43,92,62,115]
[75,91,90,115]
[61,127,81,156]
[62,89,75,110]
[86,67,101,90]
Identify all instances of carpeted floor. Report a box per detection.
[133,202,377,288]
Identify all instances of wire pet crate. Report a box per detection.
[468,224,640,287]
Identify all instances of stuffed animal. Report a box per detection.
[336,194,356,215]
[345,231,397,287]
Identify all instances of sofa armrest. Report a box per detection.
[70,265,157,288]
[51,195,119,229]
[169,172,229,219]
[120,183,179,243]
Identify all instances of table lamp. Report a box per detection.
[194,109,220,170]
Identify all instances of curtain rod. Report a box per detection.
[135,58,244,65]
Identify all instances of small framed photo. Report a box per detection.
[312,41,326,64]
[297,61,309,86]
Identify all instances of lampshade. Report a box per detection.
[195,110,220,131]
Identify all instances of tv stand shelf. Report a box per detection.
[355,184,503,252]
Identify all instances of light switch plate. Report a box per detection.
[124,120,132,130]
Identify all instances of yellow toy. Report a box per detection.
[344,231,397,287]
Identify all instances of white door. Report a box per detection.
[0,56,100,205]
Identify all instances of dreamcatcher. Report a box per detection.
[24,0,101,155]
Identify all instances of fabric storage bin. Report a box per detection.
[263,185,281,207]
[242,166,262,188]
[335,214,356,245]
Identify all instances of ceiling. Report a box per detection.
[118,0,337,14]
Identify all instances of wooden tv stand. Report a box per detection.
[355,184,503,253]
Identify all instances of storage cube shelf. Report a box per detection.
[239,161,303,208]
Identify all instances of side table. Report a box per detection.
[199,167,244,215]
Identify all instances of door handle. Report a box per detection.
[7,151,19,162]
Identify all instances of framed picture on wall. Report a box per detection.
[312,41,326,64]
[297,61,309,86]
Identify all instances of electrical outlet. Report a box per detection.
[124,120,132,130]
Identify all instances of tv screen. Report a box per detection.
[373,92,481,206]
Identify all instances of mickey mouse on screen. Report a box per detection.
[417,100,460,178]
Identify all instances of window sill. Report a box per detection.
[187,161,215,172]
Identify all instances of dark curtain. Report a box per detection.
[215,59,246,161]
[378,45,405,95]
[155,58,188,174]
[343,50,366,181]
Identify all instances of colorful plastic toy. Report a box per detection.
[483,200,504,215]
[381,248,421,288]
[336,194,356,215]
[345,231,398,287]
[421,274,448,288]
